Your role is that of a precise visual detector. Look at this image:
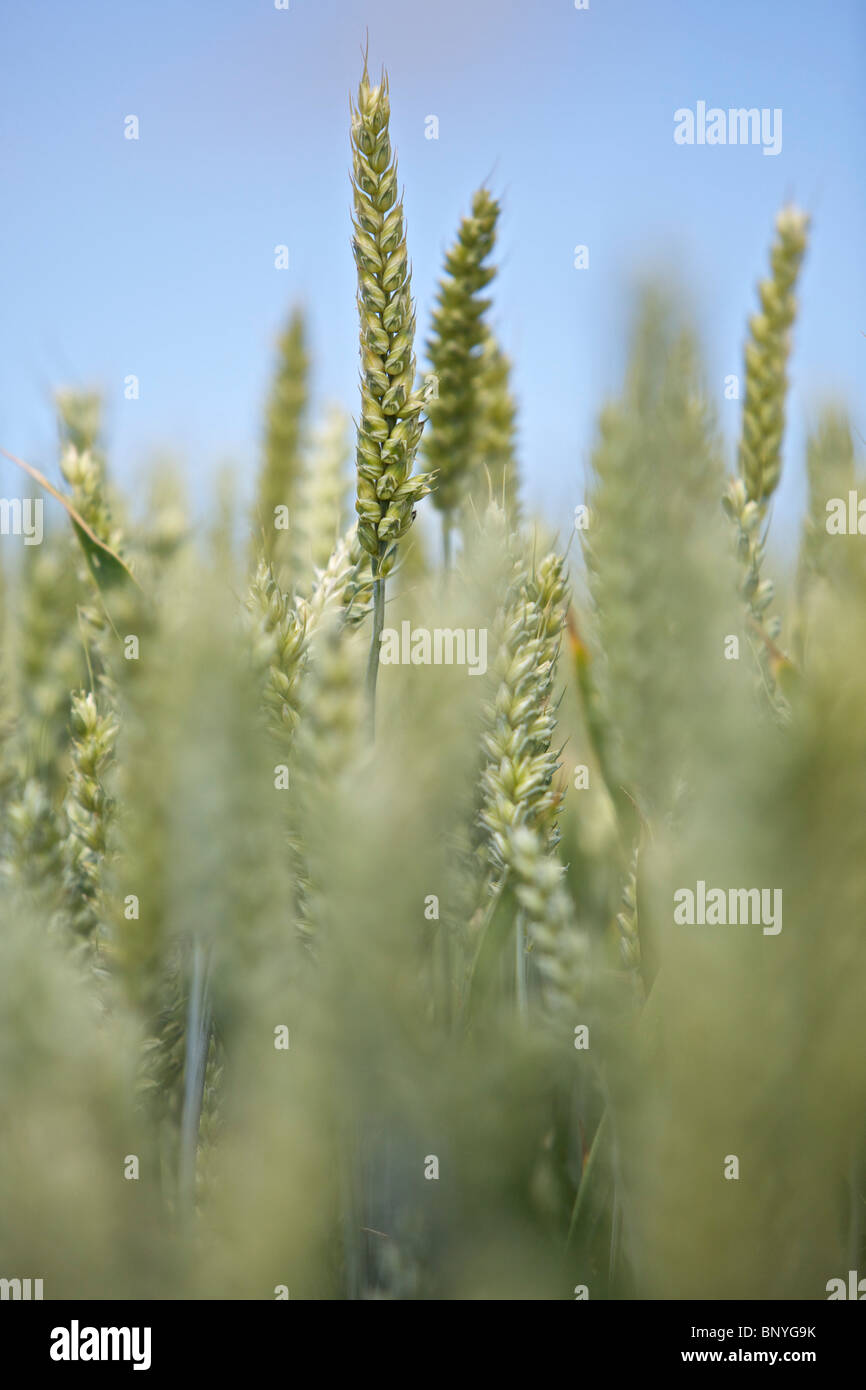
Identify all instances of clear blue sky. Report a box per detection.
[1,0,863,544]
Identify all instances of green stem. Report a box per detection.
[179,939,213,1220]
[515,912,528,1017]
[365,552,385,737]
[566,1109,610,1250]
[459,870,510,1030]
[566,978,662,1251]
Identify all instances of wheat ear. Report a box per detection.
[506,823,590,1021]
[723,207,809,689]
[470,329,522,524]
[60,690,118,950]
[478,546,569,878]
[350,58,431,722]
[258,306,309,575]
[424,189,499,562]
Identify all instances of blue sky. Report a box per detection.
[1,0,863,545]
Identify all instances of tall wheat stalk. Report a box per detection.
[349,58,431,726]
[724,207,809,704]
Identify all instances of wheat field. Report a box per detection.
[1,50,864,1304]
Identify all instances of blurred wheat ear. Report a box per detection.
[256,305,309,581]
[424,188,500,565]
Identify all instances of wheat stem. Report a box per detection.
[178,939,213,1220]
[365,558,385,734]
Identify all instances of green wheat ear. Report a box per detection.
[506,822,591,1020]
[55,388,105,477]
[723,207,809,696]
[585,291,727,816]
[350,57,432,724]
[60,690,118,950]
[739,206,810,507]
[464,523,570,1015]
[258,305,309,572]
[350,59,431,573]
[291,405,350,583]
[470,329,522,525]
[424,188,500,558]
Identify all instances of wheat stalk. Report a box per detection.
[466,530,569,1011]
[350,58,432,722]
[247,521,372,750]
[723,207,809,702]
